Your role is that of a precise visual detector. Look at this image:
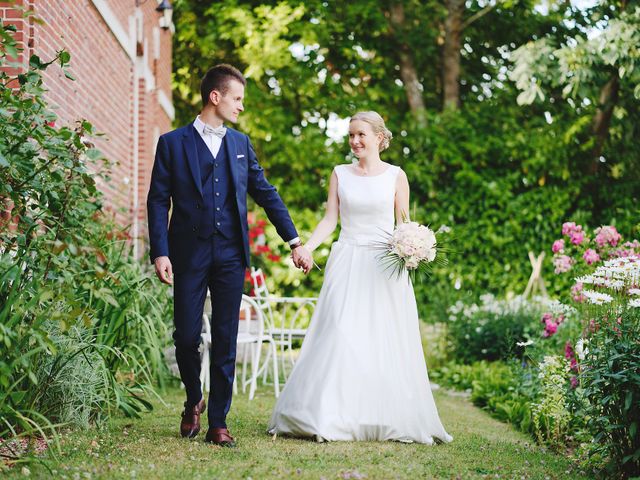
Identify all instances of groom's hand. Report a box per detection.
[154,256,173,285]
[292,246,312,275]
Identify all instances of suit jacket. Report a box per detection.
[147,124,298,271]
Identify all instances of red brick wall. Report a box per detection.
[0,0,174,257]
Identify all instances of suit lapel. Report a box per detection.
[224,130,239,189]
[182,126,203,198]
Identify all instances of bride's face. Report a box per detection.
[348,120,381,158]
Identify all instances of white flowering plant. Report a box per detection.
[573,256,640,311]
[375,222,450,282]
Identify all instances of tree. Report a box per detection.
[510,2,640,173]
[171,0,639,308]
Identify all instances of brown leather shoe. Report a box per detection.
[180,398,206,439]
[205,427,236,447]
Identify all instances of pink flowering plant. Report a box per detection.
[551,222,638,277]
[551,222,640,312]
[534,223,640,405]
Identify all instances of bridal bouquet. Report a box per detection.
[377,222,450,281]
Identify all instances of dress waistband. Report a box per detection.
[336,235,381,247]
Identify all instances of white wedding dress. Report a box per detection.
[268,164,453,444]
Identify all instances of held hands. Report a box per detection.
[154,256,173,285]
[291,245,313,274]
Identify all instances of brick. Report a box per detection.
[0,1,173,250]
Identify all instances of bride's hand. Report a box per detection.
[292,246,313,274]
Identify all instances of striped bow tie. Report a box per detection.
[202,124,227,139]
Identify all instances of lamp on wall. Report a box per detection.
[134,0,173,31]
[155,0,173,30]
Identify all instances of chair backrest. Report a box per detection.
[250,267,276,330]
[238,294,266,338]
[250,267,270,298]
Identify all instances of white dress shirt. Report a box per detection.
[193,115,223,158]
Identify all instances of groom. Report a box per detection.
[147,64,311,447]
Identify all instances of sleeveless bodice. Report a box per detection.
[334,164,400,245]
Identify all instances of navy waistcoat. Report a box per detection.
[194,129,241,239]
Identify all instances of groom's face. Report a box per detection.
[214,79,245,124]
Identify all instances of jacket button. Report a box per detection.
[192,226,198,232]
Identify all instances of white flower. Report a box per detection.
[436,225,451,234]
[629,299,640,308]
[602,279,625,291]
[628,288,640,295]
[517,340,534,347]
[575,275,595,284]
[575,338,588,361]
[582,289,614,305]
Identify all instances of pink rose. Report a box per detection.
[595,225,621,247]
[564,341,574,360]
[552,239,565,254]
[572,282,585,303]
[583,248,600,265]
[543,318,558,337]
[553,255,573,274]
[562,222,582,236]
[570,231,585,245]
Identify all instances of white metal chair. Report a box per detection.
[200,294,280,399]
[249,267,317,382]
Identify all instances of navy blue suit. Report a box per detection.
[147,124,297,428]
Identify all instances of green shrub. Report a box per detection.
[432,360,537,435]
[578,310,640,478]
[532,355,572,449]
[445,294,548,363]
[0,19,172,462]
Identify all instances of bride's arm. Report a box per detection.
[395,169,410,224]
[304,169,340,253]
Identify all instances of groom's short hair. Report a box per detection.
[201,64,246,107]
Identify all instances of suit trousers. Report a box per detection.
[172,232,245,428]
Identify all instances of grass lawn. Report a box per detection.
[8,383,588,480]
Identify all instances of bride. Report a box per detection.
[269,111,452,444]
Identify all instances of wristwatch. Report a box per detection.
[290,240,303,250]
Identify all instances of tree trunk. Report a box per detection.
[388,2,426,125]
[443,0,464,110]
[590,74,619,174]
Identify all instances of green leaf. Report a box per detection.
[59,50,71,64]
[39,290,54,303]
[29,54,43,68]
[4,44,18,59]
[0,151,8,167]
[85,148,103,161]
[63,69,75,81]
